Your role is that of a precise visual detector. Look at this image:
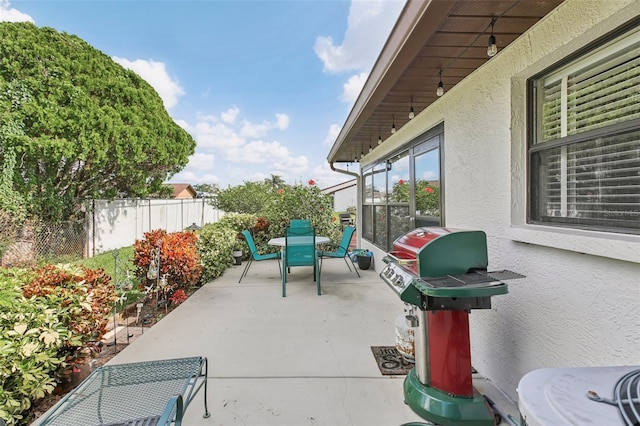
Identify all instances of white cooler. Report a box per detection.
[518,365,640,425]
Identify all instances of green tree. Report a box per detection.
[212,181,275,214]
[263,181,340,243]
[0,146,28,258]
[193,183,219,195]
[0,22,196,221]
[263,174,286,190]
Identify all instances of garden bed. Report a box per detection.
[24,288,196,424]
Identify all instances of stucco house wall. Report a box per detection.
[360,0,640,401]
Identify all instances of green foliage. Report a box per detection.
[0,301,69,425]
[22,264,118,354]
[391,179,440,216]
[196,181,343,283]
[196,223,238,282]
[263,182,341,244]
[212,181,275,214]
[193,183,219,195]
[216,213,258,233]
[0,265,115,425]
[0,147,28,258]
[0,22,196,221]
[0,147,27,222]
[216,213,258,250]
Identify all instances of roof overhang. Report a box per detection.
[328,0,565,164]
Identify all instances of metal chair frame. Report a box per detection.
[318,225,360,278]
[238,229,281,283]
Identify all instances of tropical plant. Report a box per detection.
[0,265,116,425]
[263,181,341,244]
[196,224,238,282]
[0,294,69,425]
[212,180,276,214]
[0,22,196,221]
[132,230,202,291]
[21,264,118,361]
[216,213,258,251]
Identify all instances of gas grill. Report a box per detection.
[380,227,523,426]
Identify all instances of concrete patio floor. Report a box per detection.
[83,258,520,425]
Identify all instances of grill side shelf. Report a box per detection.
[412,270,523,298]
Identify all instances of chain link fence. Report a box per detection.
[1,217,86,267]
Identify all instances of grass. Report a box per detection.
[75,247,135,276]
[74,247,143,305]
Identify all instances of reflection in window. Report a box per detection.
[362,205,373,241]
[414,146,440,220]
[374,206,388,248]
[390,205,411,244]
[361,125,443,251]
[363,169,374,203]
[387,153,410,202]
[372,163,386,204]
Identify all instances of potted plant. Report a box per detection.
[232,237,244,266]
[356,249,373,270]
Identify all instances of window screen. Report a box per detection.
[529,24,640,234]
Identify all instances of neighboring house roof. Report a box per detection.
[321,179,357,195]
[169,183,197,199]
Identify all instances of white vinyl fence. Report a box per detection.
[86,198,223,256]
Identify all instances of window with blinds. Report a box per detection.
[529,24,640,235]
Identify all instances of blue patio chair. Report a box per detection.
[282,225,320,297]
[238,230,281,283]
[318,225,360,278]
[289,219,311,228]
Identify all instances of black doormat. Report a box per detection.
[371,346,414,375]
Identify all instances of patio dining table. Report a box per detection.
[267,235,330,247]
[268,235,329,296]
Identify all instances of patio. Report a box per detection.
[77,258,519,425]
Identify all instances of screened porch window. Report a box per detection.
[361,125,443,251]
[529,24,640,235]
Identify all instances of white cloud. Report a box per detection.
[275,113,290,130]
[174,106,309,186]
[421,170,438,181]
[170,170,219,185]
[193,120,244,150]
[314,0,404,74]
[187,152,215,170]
[239,113,290,139]
[220,106,239,124]
[341,72,368,104]
[112,57,184,110]
[0,1,34,22]
[323,124,342,147]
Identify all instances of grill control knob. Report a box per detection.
[394,275,404,286]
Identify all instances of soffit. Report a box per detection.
[327,0,565,163]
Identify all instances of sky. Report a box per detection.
[0,0,405,189]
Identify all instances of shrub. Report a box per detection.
[216,213,258,251]
[264,182,341,244]
[133,229,202,291]
[22,264,118,361]
[216,213,258,234]
[211,181,274,214]
[196,224,237,282]
[0,265,120,424]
